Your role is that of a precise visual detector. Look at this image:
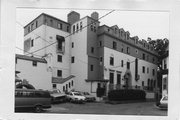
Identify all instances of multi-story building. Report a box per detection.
[21,11,158,97]
[161,45,169,96]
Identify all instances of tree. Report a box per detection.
[147,38,169,70]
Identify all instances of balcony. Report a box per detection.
[56,45,65,54]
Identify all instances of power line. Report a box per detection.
[16,21,51,44]
[15,47,43,58]
[24,9,115,56]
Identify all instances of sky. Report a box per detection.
[15,6,170,54]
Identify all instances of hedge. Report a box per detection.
[108,89,146,101]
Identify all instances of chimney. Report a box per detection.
[67,11,80,24]
[91,12,99,20]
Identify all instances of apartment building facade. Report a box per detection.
[22,11,158,96]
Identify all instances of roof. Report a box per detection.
[85,79,109,83]
[16,54,47,63]
[52,75,75,84]
[24,13,70,28]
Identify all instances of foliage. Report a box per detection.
[96,88,105,97]
[108,89,146,101]
[147,37,169,69]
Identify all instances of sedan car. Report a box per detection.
[48,89,67,103]
[66,91,86,103]
[159,95,168,109]
[80,92,96,102]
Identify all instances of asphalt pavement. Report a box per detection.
[45,101,167,116]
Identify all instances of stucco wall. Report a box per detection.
[16,58,52,90]
[104,47,157,88]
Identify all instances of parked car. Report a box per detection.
[15,89,51,113]
[48,89,67,103]
[80,92,96,102]
[159,95,168,109]
[66,91,86,103]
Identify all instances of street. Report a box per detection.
[44,101,167,116]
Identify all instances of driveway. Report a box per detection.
[45,101,167,116]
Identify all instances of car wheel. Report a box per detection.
[34,105,42,113]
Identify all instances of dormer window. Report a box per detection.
[121,31,123,37]
[115,28,117,34]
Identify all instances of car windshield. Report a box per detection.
[73,92,82,96]
[49,89,61,94]
[83,92,90,95]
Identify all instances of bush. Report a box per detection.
[108,89,146,101]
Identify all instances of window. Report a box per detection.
[109,72,114,84]
[32,61,37,66]
[121,44,124,52]
[71,81,73,86]
[142,66,145,73]
[127,47,130,54]
[66,84,68,90]
[153,57,155,63]
[94,26,96,32]
[76,23,79,32]
[36,21,38,28]
[113,41,117,50]
[121,31,123,37]
[127,62,130,69]
[90,23,93,31]
[73,25,75,33]
[50,19,53,26]
[91,47,94,53]
[63,86,65,92]
[90,65,94,71]
[72,42,74,48]
[142,53,145,60]
[127,35,129,40]
[57,70,62,77]
[99,41,102,47]
[121,60,124,67]
[56,35,65,52]
[53,84,57,89]
[58,23,63,30]
[100,57,103,62]
[142,81,144,86]
[110,57,114,66]
[28,26,31,33]
[117,74,121,85]
[147,67,149,73]
[67,26,69,32]
[152,69,155,76]
[108,28,110,32]
[80,22,83,31]
[31,39,34,47]
[71,56,75,63]
[144,43,146,47]
[114,28,117,34]
[31,23,34,31]
[69,82,71,88]
[57,55,62,62]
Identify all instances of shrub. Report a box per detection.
[108,89,146,101]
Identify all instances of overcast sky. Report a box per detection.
[16,6,169,54]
